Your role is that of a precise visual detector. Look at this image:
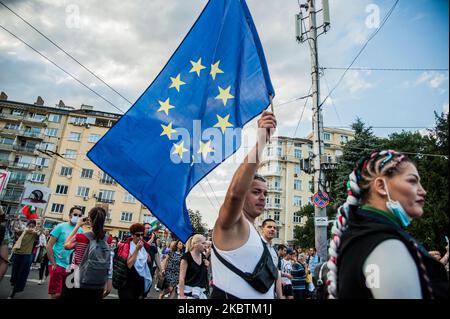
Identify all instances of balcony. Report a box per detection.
[266,203,282,210]
[0,190,22,202]
[260,170,282,177]
[19,130,44,140]
[267,186,282,193]
[22,117,47,126]
[13,145,37,154]
[99,179,117,185]
[9,161,36,170]
[96,197,115,204]
[1,128,21,136]
[0,144,14,151]
[7,178,26,186]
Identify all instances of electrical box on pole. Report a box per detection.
[295,13,303,42]
[322,0,331,31]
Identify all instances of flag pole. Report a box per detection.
[269,95,274,113]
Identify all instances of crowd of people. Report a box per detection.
[0,111,448,299]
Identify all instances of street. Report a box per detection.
[0,265,161,299]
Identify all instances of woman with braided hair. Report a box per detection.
[327,150,448,299]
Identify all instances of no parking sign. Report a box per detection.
[313,191,329,208]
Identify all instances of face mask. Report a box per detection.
[71,216,79,225]
[383,179,411,228]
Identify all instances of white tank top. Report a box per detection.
[211,219,275,299]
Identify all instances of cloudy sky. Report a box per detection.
[1,0,448,228]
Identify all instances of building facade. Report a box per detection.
[0,93,156,237]
[256,128,354,245]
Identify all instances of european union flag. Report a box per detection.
[87,0,274,242]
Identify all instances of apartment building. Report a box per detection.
[256,128,354,245]
[0,92,156,237]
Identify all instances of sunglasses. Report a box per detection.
[134,232,144,237]
[73,213,82,217]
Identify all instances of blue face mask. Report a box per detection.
[383,179,411,228]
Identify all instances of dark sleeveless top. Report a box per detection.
[182,251,208,288]
[337,207,448,299]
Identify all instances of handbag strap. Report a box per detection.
[211,237,269,280]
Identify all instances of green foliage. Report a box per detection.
[328,113,449,251]
[188,209,207,235]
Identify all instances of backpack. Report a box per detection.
[79,232,111,290]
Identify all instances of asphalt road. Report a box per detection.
[0,264,162,299]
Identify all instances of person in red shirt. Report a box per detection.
[63,207,112,299]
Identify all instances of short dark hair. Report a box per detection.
[27,219,37,227]
[129,223,145,234]
[254,174,266,183]
[262,218,276,228]
[278,244,287,251]
[69,206,82,216]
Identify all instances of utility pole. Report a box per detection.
[297,0,330,262]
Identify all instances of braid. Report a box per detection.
[327,150,410,299]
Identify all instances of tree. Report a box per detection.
[188,209,207,235]
[293,204,336,249]
[382,112,449,250]
[329,118,384,209]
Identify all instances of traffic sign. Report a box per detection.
[314,216,328,227]
[313,191,329,208]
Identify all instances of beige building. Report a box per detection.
[0,93,67,217]
[256,128,354,245]
[0,92,156,238]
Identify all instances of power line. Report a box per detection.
[339,145,448,159]
[273,93,313,108]
[319,0,400,109]
[0,24,126,114]
[322,72,343,128]
[322,67,449,72]
[286,86,312,157]
[0,1,133,106]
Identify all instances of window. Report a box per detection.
[60,166,73,176]
[4,123,20,130]
[44,128,58,137]
[98,189,115,203]
[0,152,9,161]
[340,135,349,144]
[266,197,271,206]
[309,181,313,192]
[120,212,133,222]
[30,173,45,183]
[274,194,281,207]
[88,134,101,143]
[293,211,302,223]
[274,211,280,222]
[64,149,77,159]
[295,164,301,175]
[51,203,64,213]
[76,206,86,214]
[324,132,331,141]
[48,114,62,123]
[76,186,90,197]
[123,192,136,204]
[81,168,93,178]
[118,231,129,240]
[294,148,302,159]
[69,132,81,142]
[267,147,272,156]
[39,142,55,152]
[100,172,115,184]
[55,185,68,195]
[11,109,24,116]
[276,147,282,156]
[70,117,87,125]
[274,177,281,190]
[293,196,302,207]
[0,137,14,145]
[35,157,49,167]
[294,179,302,190]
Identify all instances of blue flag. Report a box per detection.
[87,0,274,242]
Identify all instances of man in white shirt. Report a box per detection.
[281,249,294,299]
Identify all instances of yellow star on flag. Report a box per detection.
[189,58,206,77]
[215,86,234,106]
[172,141,188,158]
[210,61,224,80]
[198,140,214,160]
[158,98,175,116]
[160,122,177,139]
[213,114,233,134]
[169,74,186,92]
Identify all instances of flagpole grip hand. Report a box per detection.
[257,110,277,146]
